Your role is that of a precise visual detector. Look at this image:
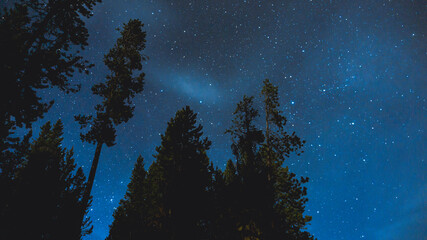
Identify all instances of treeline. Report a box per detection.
[107,80,314,240]
[0,0,314,239]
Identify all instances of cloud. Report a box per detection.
[155,70,222,104]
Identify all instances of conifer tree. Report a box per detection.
[211,159,240,239]
[0,2,101,214]
[225,95,264,172]
[75,19,147,220]
[223,159,237,185]
[0,0,100,150]
[0,130,32,219]
[2,120,91,240]
[261,79,304,169]
[224,81,315,239]
[226,95,266,239]
[107,156,148,240]
[143,160,169,238]
[259,79,313,239]
[148,106,212,239]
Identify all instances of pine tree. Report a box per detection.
[224,81,315,239]
[260,79,313,240]
[0,0,100,150]
[148,106,212,239]
[261,79,304,169]
[225,95,264,173]
[273,167,313,240]
[224,159,237,185]
[211,159,240,239]
[226,95,266,239]
[0,130,32,219]
[0,2,101,215]
[75,19,147,221]
[107,156,148,240]
[2,120,91,240]
[143,160,168,239]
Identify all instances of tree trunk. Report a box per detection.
[265,114,270,146]
[265,96,270,146]
[80,141,103,223]
[265,97,273,182]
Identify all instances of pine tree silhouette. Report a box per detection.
[222,80,315,239]
[106,88,314,239]
[2,120,91,240]
[208,159,240,239]
[226,95,266,239]
[109,106,213,239]
[107,156,149,240]
[0,0,100,151]
[152,106,212,239]
[260,79,313,240]
[75,19,147,224]
[0,2,101,216]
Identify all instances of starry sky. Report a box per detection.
[10,0,427,239]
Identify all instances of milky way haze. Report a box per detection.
[5,0,425,239]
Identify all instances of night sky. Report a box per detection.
[14,0,426,239]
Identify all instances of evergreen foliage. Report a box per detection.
[260,79,312,239]
[75,18,147,221]
[261,79,305,167]
[149,106,212,239]
[0,3,315,236]
[108,88,315,239]
[107,106,213,239]
[107,156,148,240]
[1,120,91,240]
[75,19,146,146]
[0,3,101,225]
[210,159,240,239]
[0,0,100,150]
[225,95,269,239]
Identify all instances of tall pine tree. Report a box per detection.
[75,19,147,221]
[226,95,266,239]
[147,106,212,239]
[261,79,304,169]
[224,80,314,239]
[107,156,148,240]
[2,120,91,240]
[260,79,313,240]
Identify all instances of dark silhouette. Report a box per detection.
[0,0,100,153]
[147,106,212,239]
[0,129,32,220]
[107,106,213,239]
[225,95,268,239]
[1,121,91,240]
[207,159,241,239]
[222,80,313,239]
[75,19,147,225]
[0,2,315,237]
[107,81,314,239]
[259,79,312,239]
[107,156,149,240]
[0,2,100,222]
